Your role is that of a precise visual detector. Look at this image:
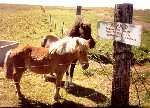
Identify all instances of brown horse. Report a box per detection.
[41,21,95,88]
[4,37,90,102]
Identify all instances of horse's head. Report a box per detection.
[79,23,96,49]
[75,38,90,70]
[69,22,96,49]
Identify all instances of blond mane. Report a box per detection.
[48,37,89,55]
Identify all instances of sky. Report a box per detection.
[0,0,149,9]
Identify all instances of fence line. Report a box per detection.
[1,60,149,107]
[132,66,150,96]
[11,62,81,69]
[130,74,141,106]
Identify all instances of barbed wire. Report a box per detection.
[1,61,150,107]
[12,62,79,69]
[0,44,149,107]
[130,73,141,106]
[132,65,150,96]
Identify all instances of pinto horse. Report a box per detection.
[4,37,90,102]
[41,21,95,88]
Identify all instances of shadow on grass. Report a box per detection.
[17,77,140,107]
[18,97,84,107]
[18,96,140,108]
[90,54,113,64]
[45,77,110,104]
[67,83,109,104]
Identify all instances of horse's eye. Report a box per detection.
[79,51,82,54]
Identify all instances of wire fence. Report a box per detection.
[89,41,150,107]
[0,6,149,107]
[0,26,150,107]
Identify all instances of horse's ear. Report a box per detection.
[81,23,84,27]
[88,23,91,26]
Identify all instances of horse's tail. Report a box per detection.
[4,50,14,79]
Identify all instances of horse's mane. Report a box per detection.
[48,37,89,55]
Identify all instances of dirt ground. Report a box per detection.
[133,20,150,30]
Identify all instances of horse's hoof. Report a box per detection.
[17,93,25,100]
[64,81,69,89]
[54,98,63,104]
[54,97,62,103]
[69,83,74,88]
[54,94,61,102]
[42,77,46,81]
[55,99,60,103]
[64,86,68,89]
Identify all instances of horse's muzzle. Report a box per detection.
[82,62,89,70]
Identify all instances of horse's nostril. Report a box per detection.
[82,63,89,70]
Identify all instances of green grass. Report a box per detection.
[0,4,150,107]
[132,28,150,63]
[0,61,112,107]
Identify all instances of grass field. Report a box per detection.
[0,4,150,107]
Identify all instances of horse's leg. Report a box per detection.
[42,74,47,81]
[64,71,69,89]
[13,69,24,99]
[69,64,75,87]
[54,73,64,102]
[69,59,77,87]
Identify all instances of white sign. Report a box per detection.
[97,21,142,46]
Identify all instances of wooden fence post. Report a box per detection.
[76,6,83,22]
[76,6,82,15]
[111,3,133,107]
[61,22,64,37]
